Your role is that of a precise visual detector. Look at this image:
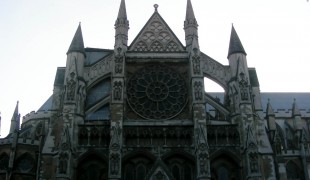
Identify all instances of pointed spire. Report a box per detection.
[67,23,85,56]
[266,99,276,131]
[184,0,198,49]
[9,101,20,133]
[266,99,275,117]
[117,0,127,20]
[228,25,246,58]
[184,0,198,29]
[186,0,196,21]
[115,0,129,28]
[292,98,301,116]
[115,0,129,47]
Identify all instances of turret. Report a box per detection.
[65,23,85,78]
[63,23,86,114]
[227,25,251,105]
[227,25,248,77]
[184,0,199,51]
[9,101,20,134]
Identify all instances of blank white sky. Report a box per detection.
[0,0,309,137]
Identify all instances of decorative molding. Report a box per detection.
[130,14,184,52]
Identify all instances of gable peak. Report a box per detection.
[129,9,184,52]
[154,4,159,12]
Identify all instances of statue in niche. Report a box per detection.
[115,63,123,74]
[249,153,259,173]
[77,84,86,113]
[197,122,207,146]
[59,152,68,174]
[192,48,201,75]
[114,56,123,74]
[66,72,77,101]
[199,152,208,175]
[239,72,249,101]
[110,122,121,150]
[110,153,120,175]
[194,81,203,101]
[113,81,122,101]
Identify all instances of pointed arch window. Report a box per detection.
[286,160,304,180]
[136,164,146,180]
[124,164,134,180]
[15,153,35,173]
[218,166,229,180]
[0,153,9,170]
[184,164,193,180]
[172,164,181,180]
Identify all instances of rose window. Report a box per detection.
[127,64,187,120]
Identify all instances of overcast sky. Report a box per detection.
[0,0,309,137]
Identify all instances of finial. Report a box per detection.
[154,4,158,12]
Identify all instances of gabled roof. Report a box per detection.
[129,8,185,52]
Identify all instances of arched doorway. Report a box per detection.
[163,152,196,180]
[77,153,108,180]
[122,153,155,180]
[210,153,241,180]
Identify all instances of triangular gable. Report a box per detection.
[145,157,175,180]
[129,11,185,52]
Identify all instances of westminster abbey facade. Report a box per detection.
[1,0,310,179]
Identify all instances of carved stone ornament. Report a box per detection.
[130,14,183,52]
[194,81,203,101]
[239,72,249,101]
[110,122,121,150]
[66,72,77,101]
[192,48,201,75]
[59,152,68,174]
[155,171,165,180]
[199,152,208,175]
[114,56,124,74]
[110,153,120,175]
[249,152,259,173]
[113,81,123,101]
[127,64,187,120]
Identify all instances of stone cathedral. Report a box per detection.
[1,0,310,179]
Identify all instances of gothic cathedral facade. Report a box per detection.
[1,0,310,179]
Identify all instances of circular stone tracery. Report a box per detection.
[127,64,187,120]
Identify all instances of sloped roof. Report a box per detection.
[38,95,53,112]
[84,48,113,66]
[207,92,310,111]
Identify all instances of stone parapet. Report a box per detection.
[22,111,52,123]
[263,109,310,118]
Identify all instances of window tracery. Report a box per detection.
[127,64,187,120]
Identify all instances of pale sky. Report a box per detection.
[0,0,309,137]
